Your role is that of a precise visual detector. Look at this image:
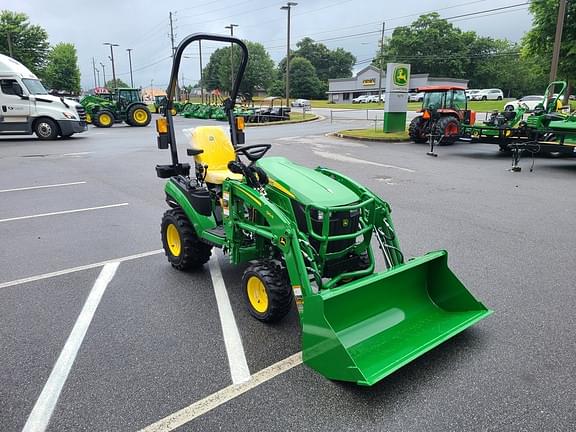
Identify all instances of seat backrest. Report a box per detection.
[191,126,236,171]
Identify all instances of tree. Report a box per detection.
[105,78,129,89]
[44,43,81,93]
[289,57,323,99]
[202,41,275,97]
[373,13,473,78]
[0,10,50,76]
[294,38,355,81]
[523,0,575,98]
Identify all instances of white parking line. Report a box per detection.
[313,150,415,173]
[22,262,120,432]
[61,152,93,156]
[0,249,162,290]
[209,257,251,384]
[0,181,86,193]
[139,352,303,432]
[0,203,128,223]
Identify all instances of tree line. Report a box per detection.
[0,11,81,94]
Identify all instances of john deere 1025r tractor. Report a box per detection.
[155,34,491,386]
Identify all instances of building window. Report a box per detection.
[343,93,350,101]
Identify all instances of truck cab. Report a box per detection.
[0,53,87,140]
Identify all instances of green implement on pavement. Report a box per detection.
[154,33,491,386]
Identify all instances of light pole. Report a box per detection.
[95,68,100,87]
[150,79,154,102]
[103,42,119,86]
[100,62,107,88]
[225,24,238,95]
[281,2,297,109]
[126,48,134,88]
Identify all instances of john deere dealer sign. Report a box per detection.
[384,63,411,132]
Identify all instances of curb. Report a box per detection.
[246,114,321,127]
[333,131,411,142]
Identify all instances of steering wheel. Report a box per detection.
[235,144,271,162]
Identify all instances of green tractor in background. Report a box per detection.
[81,88,152,128]
[155,34,491,386]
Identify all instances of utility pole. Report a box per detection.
[126,48,134,87]
[6,32,13,57]
[281,2,297,109]
[199,40,204,103]
[92,57,98,89]
[225,24,238,95]
[169,11,181,100]
[103,42,119,86]
[550,0,567,82]
[378,22,385,104]
[100,62,107,87]
[150,79,154,102]
[96,68,100,87]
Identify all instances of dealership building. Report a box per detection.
[327,65,469,103]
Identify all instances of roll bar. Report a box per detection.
[157,33,249,177]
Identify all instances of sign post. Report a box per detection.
[383,63,410,132]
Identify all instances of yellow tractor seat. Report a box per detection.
[190,126,242,184]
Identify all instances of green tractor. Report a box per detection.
[155,34,491,386]
[81,88,151,128]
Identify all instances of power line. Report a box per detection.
[262,2,530,51]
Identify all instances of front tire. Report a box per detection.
[242,261,293,323]
[34,118,60,140]
[408,116,427,143]
[94,110,114,128]
[161,208,212,270]
[127,106,152,127]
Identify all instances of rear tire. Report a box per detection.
[434,116,460,145]
[497,96,502,100]
[34,118,60,140]
[161,208,212,270]
[481,96,487,101]
[242,261,293,323]
[408,116,427,143]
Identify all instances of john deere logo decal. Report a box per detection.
[342,218,349,228]
[393,66,408,86]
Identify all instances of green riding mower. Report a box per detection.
[155,33,491,386]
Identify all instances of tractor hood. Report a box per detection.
[257,157,360,206]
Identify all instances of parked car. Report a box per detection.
[365,94,384,103]
[465,89,481,100]
[291,98,311,110]
[471,89,504,101]
[409,92,424,102]
[352,95,370,103]
[504,95,544,112]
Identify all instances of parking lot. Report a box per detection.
[1,114,576,431]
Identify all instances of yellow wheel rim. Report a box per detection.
[86,113,92,123]
[166,224,181,257]
[99,113,112,126]
[133,108,149,124]
[170,108,177,116]
[247,276,268,313]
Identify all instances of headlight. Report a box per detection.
[62,112,76,119]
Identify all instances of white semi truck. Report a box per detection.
[0,53,87,139]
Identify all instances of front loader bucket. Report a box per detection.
[302,250,491,386]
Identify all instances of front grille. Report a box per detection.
[292,201,360,253]
[75,105,87,121]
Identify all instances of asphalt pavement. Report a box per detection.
[1,112,575,431]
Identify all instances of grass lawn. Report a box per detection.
[337,128,410,141]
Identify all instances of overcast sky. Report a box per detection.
[2,0,534,90]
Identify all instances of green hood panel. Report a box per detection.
[257,157,360,206]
